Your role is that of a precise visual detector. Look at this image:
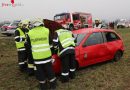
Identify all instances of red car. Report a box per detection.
[1,21,20,36]
[52,28,124,73]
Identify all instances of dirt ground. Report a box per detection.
[0,29,130,90]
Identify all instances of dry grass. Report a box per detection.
[0,28,130,90]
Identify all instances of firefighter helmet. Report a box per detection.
[32,18,44,27]
[20,20,30,28]
[21,20,29,25]
[95,18,101,23]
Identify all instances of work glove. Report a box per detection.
[51,58,55,64]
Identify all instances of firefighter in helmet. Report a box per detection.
[23,20,35,76]
[26,19,57,90]
[94,18,103,29]
[14,20,29,72]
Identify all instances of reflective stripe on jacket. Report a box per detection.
[15,28,25,49]
[56,29,75,48]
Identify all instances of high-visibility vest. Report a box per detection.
[56,29,75,48]
[15,28,25,49]
[28,26,51,60]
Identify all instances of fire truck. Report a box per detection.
[54,12,93,30]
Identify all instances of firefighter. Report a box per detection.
[23,20,35,76]
[14,20,29,72]
[53,28,76,83]
[26,19,57,90]
[94,18,103,29]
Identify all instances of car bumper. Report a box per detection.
[1,30,15,36]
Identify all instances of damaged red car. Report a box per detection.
[52,28,124,73]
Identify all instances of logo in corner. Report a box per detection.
[11,0,14,5]
[1,0,24,7]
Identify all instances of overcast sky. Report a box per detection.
[0,0,130,21]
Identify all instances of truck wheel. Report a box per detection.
[113,51,122,62]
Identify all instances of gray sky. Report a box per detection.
[0,0,130,21]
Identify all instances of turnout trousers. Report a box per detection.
[35,61,56,90]
[60,52,76,83]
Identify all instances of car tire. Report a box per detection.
[113,51,122,62]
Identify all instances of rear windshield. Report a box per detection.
[74,33,87,46]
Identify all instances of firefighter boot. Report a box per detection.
[19,64,27,72]
[27,68,34,76]
[60,76,69,83]
[69,71,75,79]
[39,83,48,90]
[49,79,57,90]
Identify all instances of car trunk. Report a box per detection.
[43,19,64,40]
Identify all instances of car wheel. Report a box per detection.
[113,51,122,62]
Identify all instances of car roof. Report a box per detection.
[72,28,115,34]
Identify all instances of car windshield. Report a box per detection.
[73,14,80,20]
[54,14,66,20]
[74,33,87,46]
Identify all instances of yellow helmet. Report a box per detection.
[20,20,30,28]
[21,20,29,25]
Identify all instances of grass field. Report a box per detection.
[0,28,130,90]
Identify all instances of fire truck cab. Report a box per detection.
[54,12,93,30]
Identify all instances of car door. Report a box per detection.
[102,31,123,59]
[79,32,110,67]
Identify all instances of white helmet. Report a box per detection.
[33,18,44,27]
[95,18,101,23]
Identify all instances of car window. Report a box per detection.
[73,14,80,20]
[83,32,103,46]
[11,23,18,27]
[74,33,87,46]
[104,32,120,42]
[3,23,10,26]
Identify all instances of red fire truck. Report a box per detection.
[54,12,93,30]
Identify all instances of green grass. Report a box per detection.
[0,28,130,90]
